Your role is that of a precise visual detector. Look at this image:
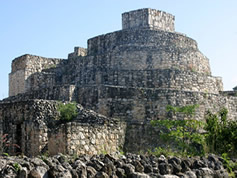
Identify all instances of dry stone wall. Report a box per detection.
[0,100,57,156]
[49,121,125,156]
[0,99,126,156]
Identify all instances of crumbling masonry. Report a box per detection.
[1,8,237,156]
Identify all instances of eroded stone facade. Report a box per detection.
[122,8,175,32]
[9,55,63,96]
[0,100,126,156]
[1,8,237,155]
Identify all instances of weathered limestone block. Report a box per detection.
[122,8,175,32]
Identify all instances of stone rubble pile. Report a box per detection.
[0,153,235,178]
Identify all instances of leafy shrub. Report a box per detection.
[205,108,237,156]
[166,104,199,116]
[151,105,205,156]
[221,153,237,177]
[58,102,78,121]
[150,104,237,177]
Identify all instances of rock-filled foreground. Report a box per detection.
[0,153,235,178]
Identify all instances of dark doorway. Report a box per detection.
[15,123,22,154]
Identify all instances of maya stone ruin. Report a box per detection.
[0,8,237,157]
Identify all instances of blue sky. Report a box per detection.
[0,0,236,100]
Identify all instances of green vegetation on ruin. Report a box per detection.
[57,102,78,121]
[150,104,237,176]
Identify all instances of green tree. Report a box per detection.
[151,104,205,156]
[205,108,237,156]
[58,102,78,121]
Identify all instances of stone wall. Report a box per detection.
[25,71,56,92]
[122,8,175,32]
[9,54,63,96]
[68,47,87,58]
[75,85,237,153]
[24,56,217,97]
[48,121,126,155]
[76,69,222,94]
[87,29,197,55]
[0,99,126,156]
[87,29,211,75]
[18,52,214,96]
[77,85,237,123]
[3,84,236,155]
[5,84,236,124]
[0,100,57,156]
[5,85,77,102]
[9,70,25,97]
